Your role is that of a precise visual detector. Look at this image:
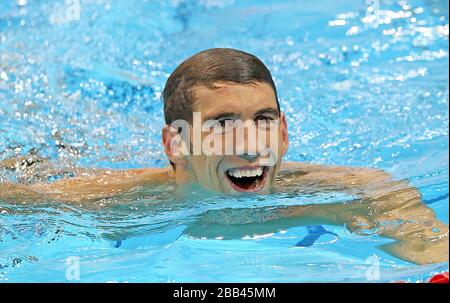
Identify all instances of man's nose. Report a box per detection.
[239,152,260,162]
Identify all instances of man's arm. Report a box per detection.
[0,167,172,204]
[185,162,448,264]
[279,162,448,264]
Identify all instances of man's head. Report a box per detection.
[162,48,289,194]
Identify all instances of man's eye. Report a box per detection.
[218,119,234,127]
[256,116,274,122]
[255,116,276,129]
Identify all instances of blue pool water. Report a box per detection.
[0,0,448,282]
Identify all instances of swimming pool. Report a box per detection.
[0,0,448,282]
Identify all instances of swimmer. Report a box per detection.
[0,48,448,265]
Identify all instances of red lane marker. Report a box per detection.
[429,272,449,283]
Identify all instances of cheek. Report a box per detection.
[199,156,222,181]
[263,128,284,157]
[190,156,207,176]
[278,127,288,154]
[210,157,223,176]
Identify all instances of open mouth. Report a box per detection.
[225,166,268,192]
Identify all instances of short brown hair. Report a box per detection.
[162,48,279,125]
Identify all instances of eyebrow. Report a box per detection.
[204,112,239,121]
[253,107,280,118]
[203,107,280,122]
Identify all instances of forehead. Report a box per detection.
[191,82,278,119]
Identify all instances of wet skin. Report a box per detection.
[0,82,448,265]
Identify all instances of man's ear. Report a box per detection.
[280,112,289,157]
[162,125,189,168]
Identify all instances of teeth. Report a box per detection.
[228,167,263,178]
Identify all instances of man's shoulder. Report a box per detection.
[65,166,174,186]
[117,167,174,183]
[279,161,390,184]
[280,161,326,173]
[280,161,378,173]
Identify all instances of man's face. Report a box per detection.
[167,81,289,195]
